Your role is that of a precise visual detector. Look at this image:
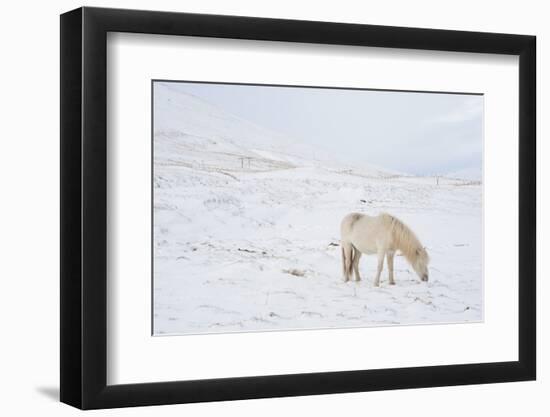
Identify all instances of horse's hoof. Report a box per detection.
[389,281,396,286]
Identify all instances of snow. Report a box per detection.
[153,82,483,336]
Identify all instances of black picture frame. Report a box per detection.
[60,6,536,410]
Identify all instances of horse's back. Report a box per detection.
[341,212,377,239]
[341,212,392,253]
[341,212,362,231]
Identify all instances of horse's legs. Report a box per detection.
[352,248,362,282]
[341,241,353,282]
[373,249,385,287]
[386,250,395,285]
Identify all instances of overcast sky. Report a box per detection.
[164,81,483,176]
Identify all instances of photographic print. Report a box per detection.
[152,81,483,336]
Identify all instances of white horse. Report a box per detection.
[340,212,429,285]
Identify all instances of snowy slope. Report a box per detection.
[154,82,393,176]
[153,83,483,335]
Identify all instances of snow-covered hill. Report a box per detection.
[153,82,483,335]
[153,82,396,177]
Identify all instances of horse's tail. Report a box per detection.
[349,245,356,277]
[341,243,355,279]
[341,246,346,277]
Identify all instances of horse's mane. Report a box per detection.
[379,213,429,266]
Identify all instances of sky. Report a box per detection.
[162,81,483,177]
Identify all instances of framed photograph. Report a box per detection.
[60,6,536,409]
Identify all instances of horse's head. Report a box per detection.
[413,247,430,281]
